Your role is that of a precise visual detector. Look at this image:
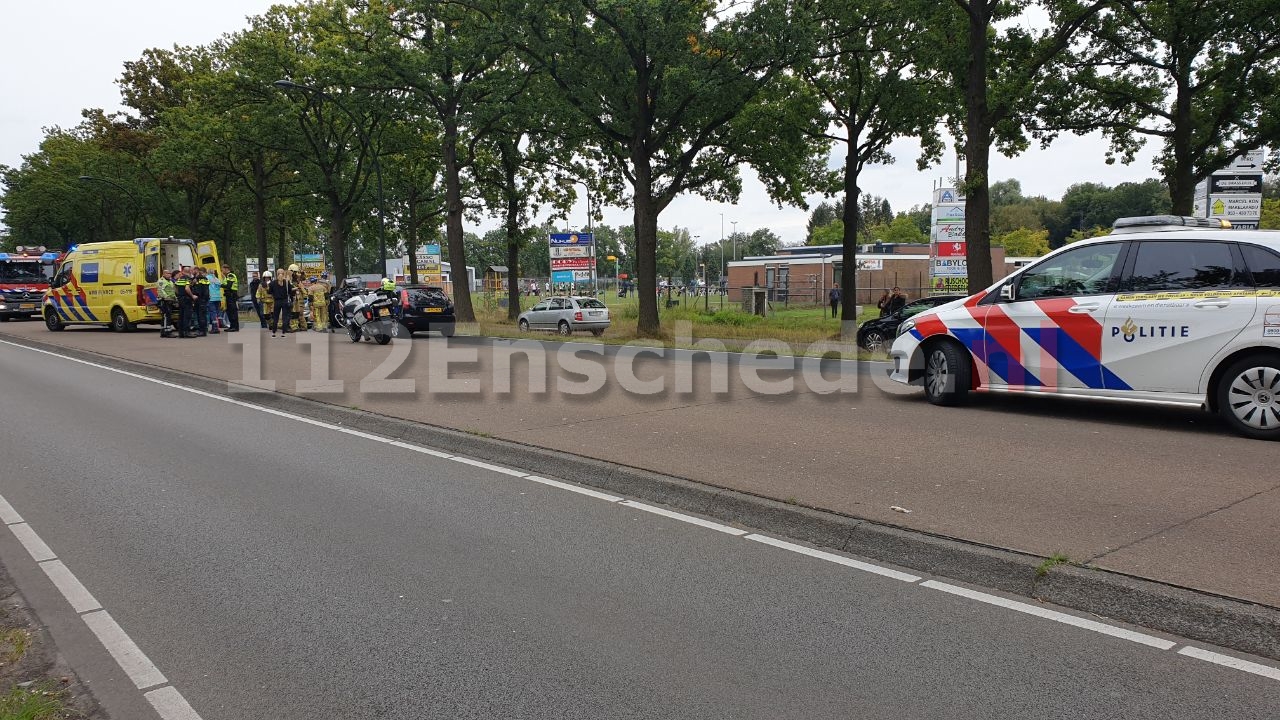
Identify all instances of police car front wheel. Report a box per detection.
[1217,354,1280,441]
[923,341,971,407]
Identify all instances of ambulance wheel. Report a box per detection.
[1216,354,1280,441]
[922,340,970,407]
[44,309,64,332]
[111,307,135,333]
[348,325,362,343]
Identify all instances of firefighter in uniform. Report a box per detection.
[158,270,177,337]
[256,271,274,329]
[174,269,195,338]
[287,264,307,332]
[222,264,240,332]
[308,275,331,331]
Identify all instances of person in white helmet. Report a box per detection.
[255,271,274,329]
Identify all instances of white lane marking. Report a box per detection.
[622,501,748,536]
[145,686,205,720]
[38,560,102,613]
[524,476,623,503]
[81,610,168,690]
[451,457,528,477]
[9,522,56,562]
[388,440,452,458]
[1178,646,1280,682]
[0,495,24,525]
[747,534,922,583]
[921,580,1177,650]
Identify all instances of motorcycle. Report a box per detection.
[337,291,399,345]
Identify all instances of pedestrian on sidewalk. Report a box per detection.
[207,269,223,334]
[269,270,293,337]
[829,285,841,319]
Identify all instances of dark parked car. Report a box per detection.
[857,294,966,352]
[395,285,455,337]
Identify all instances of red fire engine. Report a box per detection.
[0,246,64,321]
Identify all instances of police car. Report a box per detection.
[889,216,1280,440]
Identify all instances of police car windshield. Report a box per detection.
[0,261,48,284]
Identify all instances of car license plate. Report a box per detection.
[19,303,36,310]
[590,311,602,317]
[378,308,390,317]
[425,307,443,313]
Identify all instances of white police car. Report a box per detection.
[890,216,1280,440]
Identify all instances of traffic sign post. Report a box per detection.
[1197,149,1266,229]
[930,188,967,294]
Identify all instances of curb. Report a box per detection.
[6,332,1280,662]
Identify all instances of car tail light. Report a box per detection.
[574,311,583,321]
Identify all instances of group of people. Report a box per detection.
[156,264,239,339]
[248,265,334,337]
[826,286,908,318]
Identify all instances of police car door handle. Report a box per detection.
[1193,299,1231,309]
[1068,302,1101,314]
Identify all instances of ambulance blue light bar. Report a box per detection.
[1112,216,1231,232]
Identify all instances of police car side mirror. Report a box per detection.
[1000,283,1015,301]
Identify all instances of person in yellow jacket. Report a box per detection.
[255,271,274,329]
[308,275,331,331]
[289,264,307,331]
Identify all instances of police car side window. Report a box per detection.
[1017,244,1121,300]
[1121,241,1240,292]
[1241,245,1280,287]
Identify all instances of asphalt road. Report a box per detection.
[1,342,1278,719]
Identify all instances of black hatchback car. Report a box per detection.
[396,285,456,337]
[857,294,966,351]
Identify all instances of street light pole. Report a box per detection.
[273,79,386,279]
[731,221,738,262]
[78,175,140,237]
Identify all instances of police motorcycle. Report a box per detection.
[335,279,400,345]
[328,278,364,331]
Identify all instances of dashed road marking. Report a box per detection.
[747,534,922,582]
[1178,646,1280,681]
[81,610,168,690]
[145,686,204,720]
[38,560,101,613]
[10,523,56,562]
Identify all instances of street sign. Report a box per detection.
[551,257,593,270]
[932,224,965,242]
[549,233,593,246]
[295,253,325,277]
[1210,174,1263,194]
[933,187,964,205]
[1229,148,1266,171]
[550,245,591,258]
[572,270,593,281]
[931,258,968,277]
[550,270,574,284]
[931,203,965,223]
[936,241,966,258]
[1209,195,1263,223]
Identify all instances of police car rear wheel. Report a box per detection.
[923,341,970,407]
[44,309,64,332]
[1217,355,1280,441]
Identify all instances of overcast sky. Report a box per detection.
[1,1,1165,246]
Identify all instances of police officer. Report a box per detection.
[222,264,240,332]
[192,267,210,336]
[174,268,195,338]
[157,270,177,337]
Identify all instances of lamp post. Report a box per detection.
[78,175,140,237]
[731,221,738,262]
[273,79,386,278]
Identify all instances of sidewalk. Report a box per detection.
[3,321,1277,611]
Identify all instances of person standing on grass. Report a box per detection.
[829,285,841,319]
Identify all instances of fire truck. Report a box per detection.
[0,245,63,321]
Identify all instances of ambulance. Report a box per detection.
[0,246,62,321]
[43,238,221,333]
[889,216,1280,440]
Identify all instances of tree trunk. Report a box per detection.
[406,187,420,285]
[327,196,348,284]
[1168,82,1196,215]
[443,118,475,322]
[634,191,660,337]
[504,155,523,322]
[964,3,995,293]
[840,139,861,340]
[253,156,269,280]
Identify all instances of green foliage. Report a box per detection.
[995,228,1051,257]
[808,220,844,246]
[1261,198,1280,230]
[878,215,928,244]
